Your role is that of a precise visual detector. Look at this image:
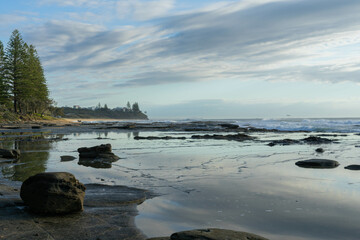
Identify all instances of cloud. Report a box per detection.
[25,0,360,90]
[38,0,103,7]
[25,20,157,71]
[116,0,175,21]
[0,14,27,26]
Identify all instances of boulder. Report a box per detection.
[20,172,86,214]
[345,165,360,170]
[77,144,120,169]
[78,143,119,160]
[295,159,340,169]
[0,149,20,159]
[148,228,269,240]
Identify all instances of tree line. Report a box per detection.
[95,101,141,112]
[63,102,148,120]
[0,30,51,116]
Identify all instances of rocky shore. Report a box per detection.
[1,119,356,239]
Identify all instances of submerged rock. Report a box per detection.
[219,123,239,129]
[344,165,360,170]
[268,136,335,146]
[60,155,76,162]
[191,133,255,141]
[302,136,333,144]
[134,136,186,140]
[0,149,20,159]
[295,159,340,169]
[148,228,269,240]
[268,139,300,146]
[20,172,86,214]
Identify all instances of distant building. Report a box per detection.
[73,105,81,109]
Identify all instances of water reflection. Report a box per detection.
[1,134,65,182]
[78,158,118,169]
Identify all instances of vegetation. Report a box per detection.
[64,102,148,119]
[63,102,148,120]
[0,30,58,120]
[0,30,147,122]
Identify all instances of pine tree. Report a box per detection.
[0,41,10,106]
[23,44,50,114]
[132,102,140,112]
[4,29,27,113]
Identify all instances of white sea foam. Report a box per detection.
[234,118,360,133]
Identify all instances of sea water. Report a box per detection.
[1,118,360,239]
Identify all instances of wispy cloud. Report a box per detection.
[116,0,175,21]
[0,14,27,26]
[24,0,360,92]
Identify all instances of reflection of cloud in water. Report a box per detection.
[137,174,360,240]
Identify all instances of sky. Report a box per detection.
[1,0,360,119]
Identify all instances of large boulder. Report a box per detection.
[148,228,269,240]
[295,159,340,169]
[20,172,86,214]
[0,149,20,159]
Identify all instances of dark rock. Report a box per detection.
[60,155,76,162]
[78,143,112,158]
[31,125,42,129]
[219,123,239,129]
[317,134,347,137]
[20,172,86,214]
[345,165,360,170]
[302,136,334,144]
[268,139,300,146]
[77,144,119,169]
[315,148,324,153]
[295,159,340,169]
[191,133,255,141]
[0,149,20,159]
[268,136,334,146]
[148,228,268,240]
[134,136,186,140]
[77,143,120,161]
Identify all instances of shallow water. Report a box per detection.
[1,128,360,239]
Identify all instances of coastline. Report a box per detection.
[1,119,360,239]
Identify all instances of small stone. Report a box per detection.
[60,155,76,162]
[345,165,360,170]
[315,148,324,153]
[295,159,339,169]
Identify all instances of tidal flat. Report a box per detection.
[1,120,360,239]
